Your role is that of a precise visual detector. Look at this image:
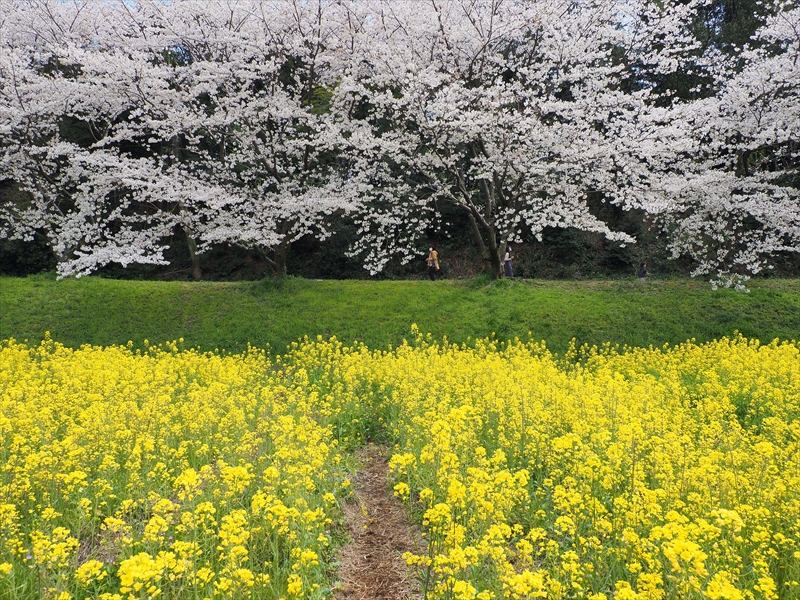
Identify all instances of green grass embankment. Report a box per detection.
[2,274,800,355]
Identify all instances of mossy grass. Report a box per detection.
[2,274,800,355]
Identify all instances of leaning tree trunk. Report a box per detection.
[466,207,503,279]
[461,157,505,279]
[255,241,291,279]
[484,228,502,279]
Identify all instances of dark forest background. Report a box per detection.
[6,206,800,281]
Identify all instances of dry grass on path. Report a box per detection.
[335,445,424,600]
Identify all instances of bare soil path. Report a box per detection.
[335,445,423,600]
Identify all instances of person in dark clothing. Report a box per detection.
[503,247,514,278]
[637,261,649,281]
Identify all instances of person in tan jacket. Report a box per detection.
[426,245,440,281]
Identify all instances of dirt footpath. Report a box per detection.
[335,445,424,600]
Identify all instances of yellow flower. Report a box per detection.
[393,482,410,501]
[3,333,800,600]
[75,559,107,585]
[452,580,478,600]
[118,552,161,594]
[502,570,548,599]
[704,571,744,600]
[286,573,303,596]
[614,581,639,600]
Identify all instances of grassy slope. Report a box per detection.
[2,275,800,355]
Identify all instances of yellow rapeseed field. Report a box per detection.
[0,336,353,599]
[1,329,799,599]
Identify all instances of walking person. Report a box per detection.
[637,261,649,281]
[503,246,514,279]
[427,245,440,281]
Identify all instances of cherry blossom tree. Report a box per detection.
[652,4,800,289]
[2,0,797,284]
[99,0,358,278]
[0,1,186,277]
[2,0,358,278]
[334,0,705,277]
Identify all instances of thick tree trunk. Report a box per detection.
[466,211,491,268]
[485,230,502,279]
[272,220,292,278]
[473,162,503,279]
[256,241,290,279]
[273,240,289,279]
[184,228,202,280]
[465,207,503,278]
[736,150,750,177]
[171,133,184,164]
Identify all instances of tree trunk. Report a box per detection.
[466,211,490,267]
[184,228,202,280]
[478,168,503,279]
[171,134,184,164]
[465,208,503,278]
[256,241,290,279]
[273,240,289,279]
[474,205,502,279]
[485,231,502,279]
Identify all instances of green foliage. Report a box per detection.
[3,276,800,356]
[0,235,56,276]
